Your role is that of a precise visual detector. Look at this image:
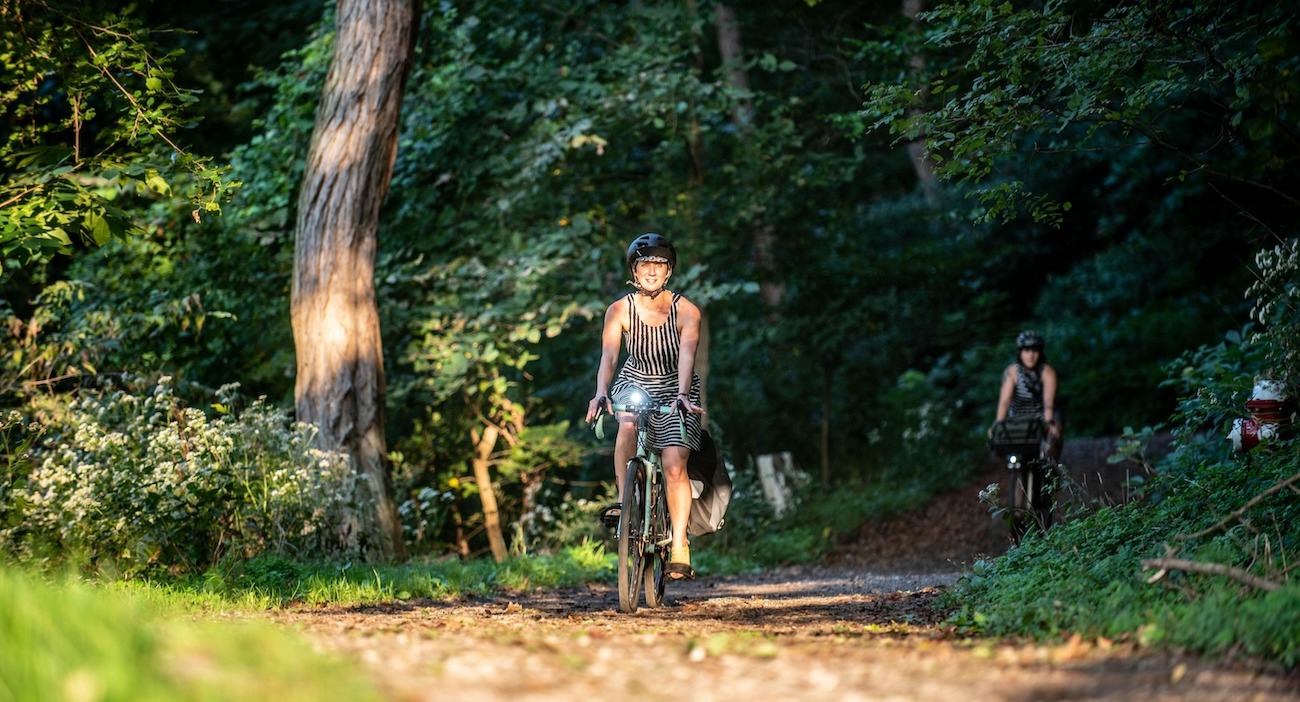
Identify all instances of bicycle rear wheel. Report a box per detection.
[617,459,648,613]
[642,479,669,608]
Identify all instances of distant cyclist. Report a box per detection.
[993,330,1062,461]
[585,233,706,580]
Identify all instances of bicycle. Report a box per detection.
[593,385,684,613]
[988,417,1058,544]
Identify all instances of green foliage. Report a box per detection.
[1247,239,1300,384]
[858,0,1300,231]
[860,0,1300,666]
[200,541,612,606]
[2,377,366,575]
[0,565,385,701]
[0,0,239,274]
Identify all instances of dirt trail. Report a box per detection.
[271,565,1298,702]
[267,451,1298,701]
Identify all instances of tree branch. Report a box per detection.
[1176,471,1300,541]
[1142,557,1283,592]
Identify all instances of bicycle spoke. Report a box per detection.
[643,480,669,608]
[617,460,647,613]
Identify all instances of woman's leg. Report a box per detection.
[613,413,637,501]
[661,446,693,562]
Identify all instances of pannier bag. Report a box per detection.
[987,416,1046,457]
[686,429,732,537]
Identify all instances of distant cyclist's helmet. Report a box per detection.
[625,233,677,274]
[1016,330,1045,350]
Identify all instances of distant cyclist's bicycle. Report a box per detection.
[988,417,1058,544]
[594,386,684,613]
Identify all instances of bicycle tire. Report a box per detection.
[1009,462,1031,545]
[642,479,669,608]
[617,459,647,613]
[1031,460,1056,532]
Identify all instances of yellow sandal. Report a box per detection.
[667,544,695,580]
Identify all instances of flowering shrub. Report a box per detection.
[2,377,365,575]
[1247,238,1300,382]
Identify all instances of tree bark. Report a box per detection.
[820,354,838,487]
[471,424,508,562]
[714,3,753,128]
[715,4,784,314]
[292,0,420,562]
[902,0,939,203]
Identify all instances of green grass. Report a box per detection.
[190,540,613,607]
[0,566,385,702]
[944,440,1300,668]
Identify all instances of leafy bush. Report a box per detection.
[2,377,366,575]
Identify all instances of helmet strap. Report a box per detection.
[628,279,667,298]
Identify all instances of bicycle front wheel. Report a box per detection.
[1029,460,1056,532]
[1008,465,1032,545]
[617,459,648,613]
[642,479,669,608]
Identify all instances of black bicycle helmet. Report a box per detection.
[1016,329,1045,350]
[625,233,677,274]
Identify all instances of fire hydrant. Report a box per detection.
[1228,378,1292,451]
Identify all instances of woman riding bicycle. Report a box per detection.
[584,233,706,580]
[993,329,1062,461]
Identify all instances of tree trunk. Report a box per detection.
[471,424,508,563]
[902,0,939,203]
[715,4,784,314]
[820,355,837,487]
[714,3,753,127]
[291,0,420,562]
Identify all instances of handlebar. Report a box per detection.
[591,389,688,442]
[608,399,677,416]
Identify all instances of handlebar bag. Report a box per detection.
[988,416,1046,456]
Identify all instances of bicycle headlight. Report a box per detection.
[616,386,649,407]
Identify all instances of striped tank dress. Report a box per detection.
[1009,362,1045,419]
[611,292,703,452]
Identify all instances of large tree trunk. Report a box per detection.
[291,0,420,562]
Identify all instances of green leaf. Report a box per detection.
[145,170,171,196]
[86,212,113,246]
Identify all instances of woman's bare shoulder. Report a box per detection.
[604,295,630,324]
[675,294,702,318]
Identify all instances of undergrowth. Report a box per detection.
[181,540,613,607]
[0,566,385,702]
[947,445,1300,667]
